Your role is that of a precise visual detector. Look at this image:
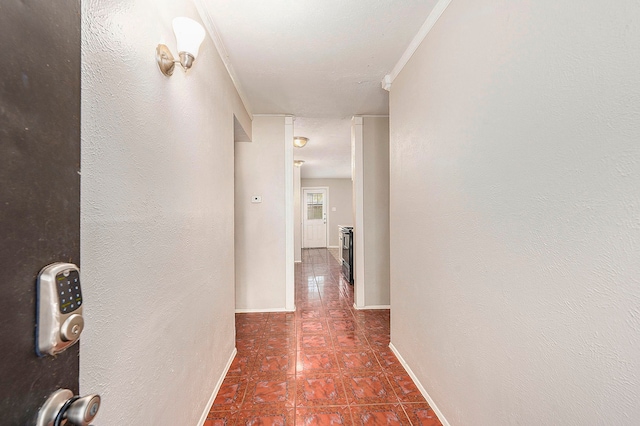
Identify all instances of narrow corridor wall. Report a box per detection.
[362,117,390,307]
[235,116,292,311]
[352,117,390,308]
[389,1,640,425]
[294,166,302,262]
[80,1,250,424]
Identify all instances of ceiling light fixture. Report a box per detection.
[156,17,206,76]
[294,160,305,167]
[293,136,309,148]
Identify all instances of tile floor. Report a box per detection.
[206,248,442,426]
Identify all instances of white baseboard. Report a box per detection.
[197,347,237,426]
[353,303,391,310]
[235,307,296,313]
[389,343,450,426]
[295,260,302,263]
[328,245,339,249]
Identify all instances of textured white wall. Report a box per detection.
[362,117,390,307]
[235,116,288,311]
[294,166,302,262]
[80,1,250,424]
[352,117,391,308]
[301,178,353,247]
[389,1,640,425]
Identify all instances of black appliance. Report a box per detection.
[340,226,354,284]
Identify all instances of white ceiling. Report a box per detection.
[200,0,438,178]
[292,117,352,179]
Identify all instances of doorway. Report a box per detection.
[302,187,329,248]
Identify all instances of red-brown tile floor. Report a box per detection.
[206,248,442,426]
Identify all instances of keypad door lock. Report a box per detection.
[37,389,100,426]
[37,263,84,356]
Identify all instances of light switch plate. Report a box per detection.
[251,195,262,203]
[332,207,337,211]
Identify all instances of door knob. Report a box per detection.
[37,389,101,426]
[65,394,101,425]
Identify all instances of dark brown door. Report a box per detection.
[0,0,81,424]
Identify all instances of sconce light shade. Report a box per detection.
[293,137,309,148]
[294,160,305,167]
[173,17,206,59]
[157,17,206,77]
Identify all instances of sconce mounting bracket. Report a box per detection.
[156,44,176,76]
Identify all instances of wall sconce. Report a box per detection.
[156,17,206,76]
[293,137,309,148]
[294,160,305,167]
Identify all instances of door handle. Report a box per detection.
[37,389,101,426]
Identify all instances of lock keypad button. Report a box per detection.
[56,270,82,313]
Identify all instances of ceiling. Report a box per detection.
[199,0,438,178]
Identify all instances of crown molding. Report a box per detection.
[194,0,254,119]
[382,0,453,91]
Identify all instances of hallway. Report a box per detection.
[206,249,441,425]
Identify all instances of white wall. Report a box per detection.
[352,117,390,308]
[80,1,251,425]
[362,117,390,307]
[389,1,640,425]
[301,178,353,247]
[235,115,291,311]
[294,166,302,262]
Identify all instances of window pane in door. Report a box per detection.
[305,191,324,220]
[307,205,323,220]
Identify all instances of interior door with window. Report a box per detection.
[302,188,328,248]
[0,1,81,423]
